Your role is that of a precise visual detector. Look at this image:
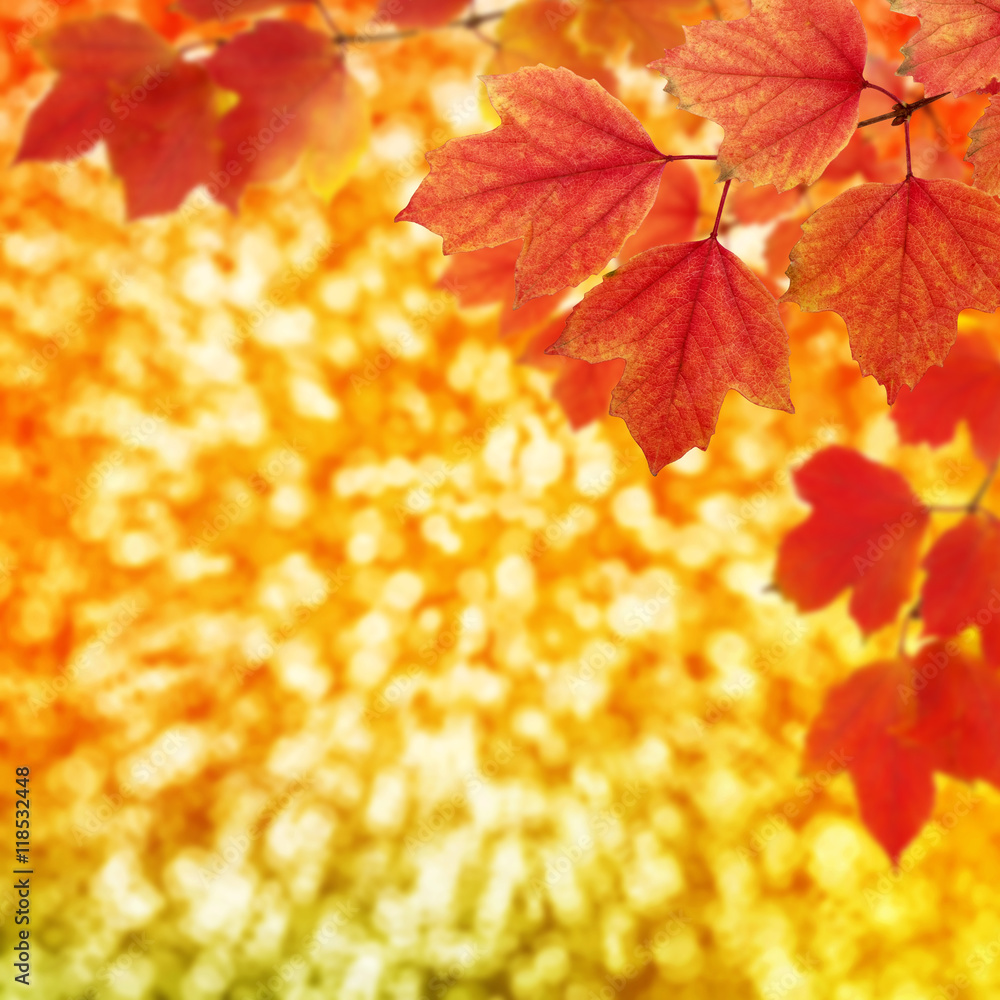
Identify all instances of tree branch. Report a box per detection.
[857,92,949,129]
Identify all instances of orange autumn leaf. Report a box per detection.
[775,447,929,634]
[374,0,470,28]
[891,332,1000,464]
[205,19,367,210]
[823,130,899,183]
[397,66,669,307]
[440,242,563,337]
[763,217,803,286]
[522,319,624,429]
[904,643,1000,785]
[967,96,1000,194]
[891,0,1000,96]
[782,177,1000,403]
[617,162,700,260]
[16,16,172,162]
[922,515,1000,663]
[577,0,693,67]
[650,0,868,190]
[489,1,618,96]
[550,357,625,430]
[806,660,936,862]
[105,60,217,219]
[728,181,803,225]
[15,16,216,219]
[547,238,793,474]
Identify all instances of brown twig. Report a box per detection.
[857,92,949,129]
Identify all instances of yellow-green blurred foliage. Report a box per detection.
[3,2,1000,999]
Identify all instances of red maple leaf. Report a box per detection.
[15,16,216,219]
[891,331,1000,464]
[922,515,1000,663]
[205,19,365,210]
[650,0,869,190]
[806,659,936,861]
[904,642,1000,786]
[891,0,1000,96]
[782,177,1000,403]
[967,96,1000,195]
[547,238,793,474]
[775,447,930,633]
[396,65,669,306]
[106,60,217,219]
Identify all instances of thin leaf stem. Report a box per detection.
[904,119,912,175]
[710,179,731,239]
[665,154,718,162]
[899,461,999,656]
[864,80,901,102]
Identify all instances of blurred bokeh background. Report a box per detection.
[3,0,1000,998]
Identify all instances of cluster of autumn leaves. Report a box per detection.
[394,0,1000,856]
[400,0,1000,472]
[14,0,1000,857]
[773,329,1000,859]
[14,11,368,217]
